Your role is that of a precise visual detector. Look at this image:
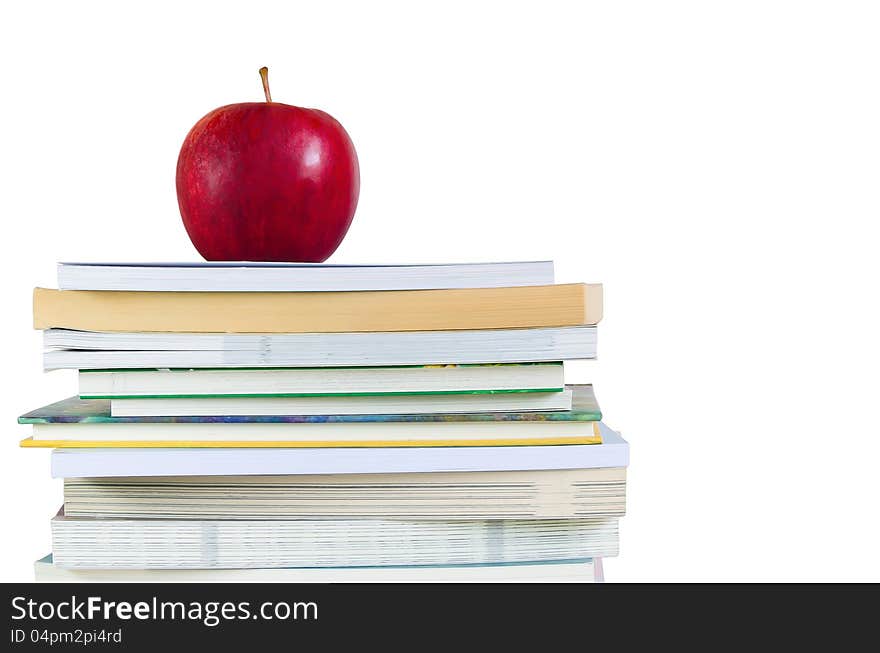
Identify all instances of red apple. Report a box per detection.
[176,67,359,262]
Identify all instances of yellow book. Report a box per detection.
[20,435,600,449]
[33,283,602,333]
[20,420,601,448]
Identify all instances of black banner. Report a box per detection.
[2,583,876,650]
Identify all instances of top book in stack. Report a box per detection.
[34,262,601,333]
[54,261,558,292]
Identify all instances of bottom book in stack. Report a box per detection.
[35,555,604,583]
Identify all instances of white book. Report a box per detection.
[110,389,573,417]
[50,424,629,478]
[35,555,602,583]
[62,467,626,520]
[51,512,619,569]
[42,326,597,370]
[79,363,565,399]
[23,384,601,446]
[57,260,555,291]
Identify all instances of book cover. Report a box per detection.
[109,389,574,417]
[20,384,599,424]
[42,325,598,370]
[18,385,601,449]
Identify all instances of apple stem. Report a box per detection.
[259,66,272,103]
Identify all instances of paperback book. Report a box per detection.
[78,363,566,399]
[48,425,629,478]
[43,326,598,370]
[56,260,556,292]
[33,283,602,333]
[35,555,603,583]
[51,511,619,569]
[62,467,626,519]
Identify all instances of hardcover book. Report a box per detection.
[19,384,602,448]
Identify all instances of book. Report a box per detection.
[49,424,628,478]
[109,389,573,417]
[34,554,602,583]
[50,511,619,569]
[62,467,626,520]
[42,325,598,370]
[78,363,565,399]
[33,283,603,333]
[18,384,601,448]
[22,421,601,448]
[56,261,556,292]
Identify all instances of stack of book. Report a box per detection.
[20,261,628,582]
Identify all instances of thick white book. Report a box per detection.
[49,423,628,478]
[62,466,626,520]
[51,511,619,569]
[79,363,565,399]
[43,326,597,370]
[110,389,573,417]
[57,260,555,291]
[34,555,602,583]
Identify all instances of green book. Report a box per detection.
[18,385,601,449]
[77,362,565,399]
[19,384,599,425]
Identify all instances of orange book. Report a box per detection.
[33,284,602,334]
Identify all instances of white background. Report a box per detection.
[1,1,878,582]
